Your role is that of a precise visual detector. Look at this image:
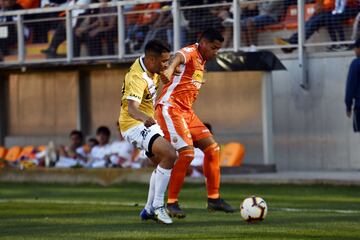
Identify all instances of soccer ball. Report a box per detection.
[240,196,267,222]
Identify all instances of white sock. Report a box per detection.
[145,169,156,213]
[152,165,172,209]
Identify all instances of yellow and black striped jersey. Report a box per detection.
[119,57,159,132]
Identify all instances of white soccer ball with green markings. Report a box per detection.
[240,196,267,222]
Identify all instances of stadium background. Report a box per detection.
[0,0,359,171]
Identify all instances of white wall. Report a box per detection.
[272,52,360,171]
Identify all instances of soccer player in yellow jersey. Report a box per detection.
[119,40,177,224]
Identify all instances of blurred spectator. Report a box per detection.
[0,0,23,61]
[40,0,91,58]
[73,2,104,57]
[327,0,360,51]
[211,1,233,47]
[109,123,135,167]
[55,130,88,168]
[28,0,68,43]
[241,1,259,19]
[241,0,285,47]
[41,0,67,7]
[125,2,161,53]
[275,0,335,53]
[141,4,172,50]
[181,0,226,45]
[86,0,117,56]
[87,126,112,168]
[16,0,39,8]
[86,137,99,151]
[124,3,145,53]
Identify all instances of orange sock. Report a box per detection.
[203,143,220,199]
[167,149,194,203]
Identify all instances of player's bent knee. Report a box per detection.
[166,147,177,163]
[151,137,177,164]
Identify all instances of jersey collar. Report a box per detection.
[139,56,148,73]
[195,43,205,63]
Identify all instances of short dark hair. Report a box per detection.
[145,40,171,56]
[69,130,83,140]
[96,126,111,137]
[199,28,224,43]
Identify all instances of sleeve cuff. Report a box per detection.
[126,96,141,103]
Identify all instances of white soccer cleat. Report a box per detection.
[154,206,173,224]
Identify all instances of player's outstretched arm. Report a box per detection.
[127,100,156,127]
[162,52,185,82]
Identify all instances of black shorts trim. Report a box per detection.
[145,133,161,158]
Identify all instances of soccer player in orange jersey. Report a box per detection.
[156,28,235,218]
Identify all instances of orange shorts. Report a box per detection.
[155,105,212,150]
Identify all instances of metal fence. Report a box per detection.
[0,0,359,66]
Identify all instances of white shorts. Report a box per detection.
[122,123,164,156]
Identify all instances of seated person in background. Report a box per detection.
[26,0,68,43]
[124,2,161,53]
[41,0,91,58]
[211,1,233,48]
[141,4,173,51]
[55,130,88,168]
[327,0,360,51]
[182,0,226,44]
[241,0,285,47]
[0,0,23,61]
[86,0,117,56]
[86,137,99,152]
[87,126,112,168]
[275,0,335,53]
[109,123,135,168]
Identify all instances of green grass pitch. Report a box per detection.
[1,182,360,240]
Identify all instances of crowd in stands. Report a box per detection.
[275,0,360,52]
[0,123,245,178]
[1,0,360,60]
[0,124,207,171]
[0,125,142,169]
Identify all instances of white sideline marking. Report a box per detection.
[273,207,360,214]
[1,199,360,214]
[0,199,138,207]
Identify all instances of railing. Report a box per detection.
[0,0,358,67]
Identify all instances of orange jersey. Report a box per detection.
[157,44,205,110]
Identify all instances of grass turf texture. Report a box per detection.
[1,182,360,240]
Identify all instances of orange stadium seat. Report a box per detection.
[0,146,7,159]
[265,4,316,31]
[4,146,22,162]
[220,142,245,167]
[285,4,316,30]
[18,146,36,160]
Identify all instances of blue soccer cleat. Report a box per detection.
[140,208,156,221]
